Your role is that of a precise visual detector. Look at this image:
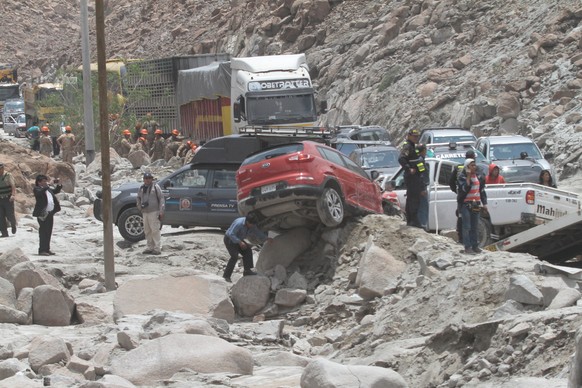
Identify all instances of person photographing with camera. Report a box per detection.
[32,175,62,256]
[136,172,164,255]
[457,159,487,255]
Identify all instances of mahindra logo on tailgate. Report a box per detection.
[261,163,270,168]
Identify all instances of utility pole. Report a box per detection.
[95,0,116,291]
[80,0,95,165]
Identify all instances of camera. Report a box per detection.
[470,200,481,213]
[141,202,149,209]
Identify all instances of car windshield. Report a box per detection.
[359,149,399,169]
[433,135,476,143]
[490,143,543,161]
[242,143,304,166]
[4,100,24,111]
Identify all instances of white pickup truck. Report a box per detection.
[387,158,580,246]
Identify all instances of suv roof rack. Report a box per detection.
[239,126,333,138]
[420,127,468,133]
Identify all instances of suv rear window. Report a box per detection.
[241,144,304,166]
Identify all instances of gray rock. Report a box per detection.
[110,333,253,385]
[0,357,29,380]
[32,285,74,326]
[300,357,408,388]
[504,275,544,306]
[0,248,29,279]
[28,335,71,373]
[274,288,307,307]
[257,228,312,272]
[231,275,271,317]
[547,287,581,309]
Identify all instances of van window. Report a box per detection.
[212,169,236,189]
[171,169,208,188]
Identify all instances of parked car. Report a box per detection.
[2,98,25,136]
[419,127,477,145]
[331,139,392,156]
[94,162,240,242]
[332,125,390,141]
[474,135,555,184]
[236,141,383,231]
[348,145,400,180]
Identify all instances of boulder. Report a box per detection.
[113,274,234,323]
[504,275,544,306]
[28,335,71,373]
[496,92,521,119]
[300,358,408,388]
[8,263,62,296]
[231,275,271,317]
[356,238,407,300]
[257,227,312,272]
[110,334,253,385]
[0,358,28,380]
[0,248,29,279]
[0,277,16,308]
[32,285,74,326]
[274,288,307,307]
[126,150,151,169]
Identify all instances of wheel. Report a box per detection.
[118,207,145,242]
[477,217,492,247]
[317,187,344,227]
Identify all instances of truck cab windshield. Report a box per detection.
[246,93,316,125]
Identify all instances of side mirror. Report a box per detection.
[370,170,380,180]
[544,152,554,159]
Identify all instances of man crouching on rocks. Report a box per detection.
[137,172,164,255]
[222,213,272,283]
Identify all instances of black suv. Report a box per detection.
[94,162,239,242]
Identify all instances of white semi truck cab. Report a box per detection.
[231,54,321,132]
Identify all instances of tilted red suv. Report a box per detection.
[236,141,383,230]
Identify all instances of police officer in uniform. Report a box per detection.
[398,129,423,227]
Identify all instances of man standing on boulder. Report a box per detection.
[0,163,17,237]
[222,213,272,283]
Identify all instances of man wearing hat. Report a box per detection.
[457,158,488,254]
[136,172,165,255]
[398,129,423,227]
[0,163,17,237]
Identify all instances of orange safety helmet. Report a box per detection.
[65,125,72,132]
[122,129,131,136]
[41,126,50,132]
[171,129,179,136]
[191,143,198,150]
[154,129,163,135]
[186,140,192,146]
[140,128,148,135]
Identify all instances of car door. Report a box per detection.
[340,153,381,212]
[317,147,360,207]
[206,167,240,227]
[164,167,210,226]
[427,160,458,231]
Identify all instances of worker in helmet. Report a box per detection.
[131,128,149,153]
[164,129,183,161]
[141,112,159,146]
[177,140,192,160]
[183,142,199,165]
[150,129,165,162]
[57,126,76,164]
[39,126,53,158]
[119,129,133,158]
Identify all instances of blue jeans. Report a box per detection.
[460,203,479,250]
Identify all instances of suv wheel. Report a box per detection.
[118,207,145,242]
[317,187,344,227]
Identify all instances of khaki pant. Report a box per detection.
[143,211,161,251]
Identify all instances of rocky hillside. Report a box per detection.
[3,0,582,177]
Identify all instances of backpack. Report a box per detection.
[449,165,461,193]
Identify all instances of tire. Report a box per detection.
[118,207,145,242]
[317,187,344,227]
[477,217,492,247]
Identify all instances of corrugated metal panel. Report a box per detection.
[180,97,230,141]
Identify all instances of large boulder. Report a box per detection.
[8,263,62,296]
[300,358,408,388]
[231,275,271,317]
[113,274,234,323]
[257,227,312,272]
[32,285,75,326]
[356,238,407,300]
[0,248,29,279]
[28,335,71,373]
[110,334,253,385]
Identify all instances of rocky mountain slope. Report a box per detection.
[3,0,582,177]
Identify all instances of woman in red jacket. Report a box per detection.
[485,163,506,184]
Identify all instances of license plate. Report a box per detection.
[261,184,277,194]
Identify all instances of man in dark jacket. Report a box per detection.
[398,128,423,227]
[457,159,488,254]
[33,175,62,256]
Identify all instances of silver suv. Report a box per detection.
[419,127,477,145]
[475,135,556,184]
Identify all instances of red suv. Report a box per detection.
[236,141,383,230]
